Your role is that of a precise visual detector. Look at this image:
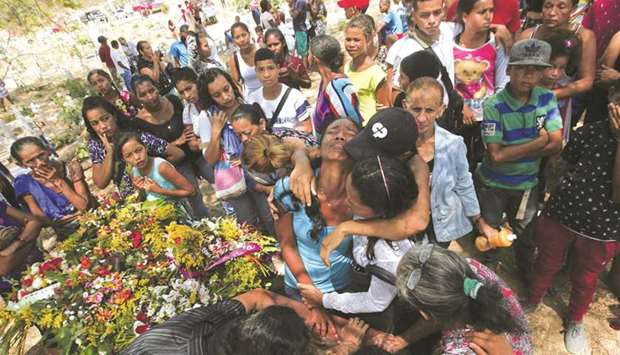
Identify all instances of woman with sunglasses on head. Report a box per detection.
[299,156,417,332]
[374,246,533,354]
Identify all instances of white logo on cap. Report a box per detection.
[372,122,388,139]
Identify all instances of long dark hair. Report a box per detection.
[539,28,582,77]
[231,103,267,125]
[81,96,134,141]
[197,68,244,109]
[231,22,250,37]
[87,69,122,95]
[351,156,418,260]
[115,131,145,162]
[264,28,289,64]
[396,247,527,334]
[456,0,484,25]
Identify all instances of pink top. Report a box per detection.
[453,36,509,121]
[441,258,534,355]
[582,0,620,57]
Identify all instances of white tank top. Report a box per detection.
[236,50,262,96]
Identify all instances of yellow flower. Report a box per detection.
[219,218,241,241]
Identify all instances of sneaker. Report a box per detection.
[564,321,588,354]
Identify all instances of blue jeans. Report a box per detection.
[120,69,132,91]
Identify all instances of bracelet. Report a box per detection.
[72,178,85,183]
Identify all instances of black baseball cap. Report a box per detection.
[345,108,418,161]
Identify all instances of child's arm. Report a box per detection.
[485,132,549,163]
[146,161,195,198]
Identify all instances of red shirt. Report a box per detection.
[447,0,521,33]
[98,44,115,69]
[582,0,620,57]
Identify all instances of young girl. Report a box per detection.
[299,156,417,332]
[343,15,391,123]
[198,68,275,236]
[117,132,195,204]
[87,69,138,119]
[228,22,262,96]
[454,0,509,123]
[11,137,92,237]
[539,29,581,142]
[454,0,509,168]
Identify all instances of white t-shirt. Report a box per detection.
[322,235,414,313]
[386,22,457,88]
[246,84,311,131]
[111,49,130,72]
[182,103,212,146]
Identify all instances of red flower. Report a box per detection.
[174,237,182,245]
[39,257,63,275]
[132,230,143,248]
[79,256,92,269]
[135,324,150,334]
[95,265,111,276]
[21,277,33,288]
[136,311,148,323]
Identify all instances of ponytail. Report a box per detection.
[242,134,293,174]
[396,248,526,335]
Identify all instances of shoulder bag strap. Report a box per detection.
[365,264,397,286]
[269,87,292,131]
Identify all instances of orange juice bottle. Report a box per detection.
[475,227,517,252]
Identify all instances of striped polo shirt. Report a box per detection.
[478,85,562,190]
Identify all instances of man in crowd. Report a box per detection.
[110,40,133,90]
[97,36,119,84]
[386,0,456,89]
[169,24,191,68]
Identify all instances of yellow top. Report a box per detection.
[344,62,387,125]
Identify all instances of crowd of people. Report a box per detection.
[1,0,620,354]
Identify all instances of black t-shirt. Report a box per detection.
[545,120,620,241]
[136,56,174,95]
[134,95,197,163]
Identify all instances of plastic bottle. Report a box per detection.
[475,227,517,252]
